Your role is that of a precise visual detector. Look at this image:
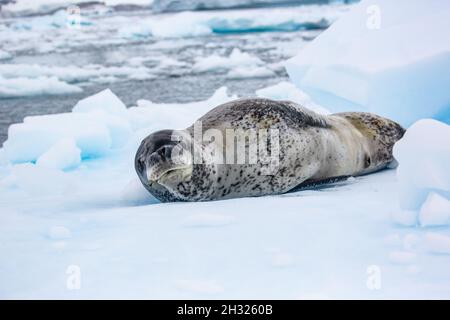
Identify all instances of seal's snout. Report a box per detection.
[145,144,180,182]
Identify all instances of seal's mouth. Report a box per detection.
[147,165,192,185]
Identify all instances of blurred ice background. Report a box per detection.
[0,0,353,142]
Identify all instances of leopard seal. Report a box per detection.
[135,98,405,202]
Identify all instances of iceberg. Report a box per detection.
[393,119,450,226]
[285,0,450,127]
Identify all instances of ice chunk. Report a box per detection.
[36,138,81,170]
[393,119,450,212]
[256,81,330,114]
[0,76,82,98]
[3,89,134,163]
[3,113,112,163]
[419,192,450,227]
[72,89,127,116]
[193,48,263,73]
[226,66,275,79]
[285,0,450,126]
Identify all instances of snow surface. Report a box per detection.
[1,86,450,298]
[393,119,450,227]
[285,0,450,127]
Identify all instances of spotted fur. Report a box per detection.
[135,98,405,202]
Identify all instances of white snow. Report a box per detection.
[175,279,224,295]
[182,214,235,228]
[393,119,450,226]
[73,88,127,116]
[7,163,78,196]
[1,87,450,298]
[391,210,418,227]
[120,177,156,205]
[285,0,450,126]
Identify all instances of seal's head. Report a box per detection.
[135,129,193,202]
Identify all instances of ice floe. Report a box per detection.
[1,79,450,298]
